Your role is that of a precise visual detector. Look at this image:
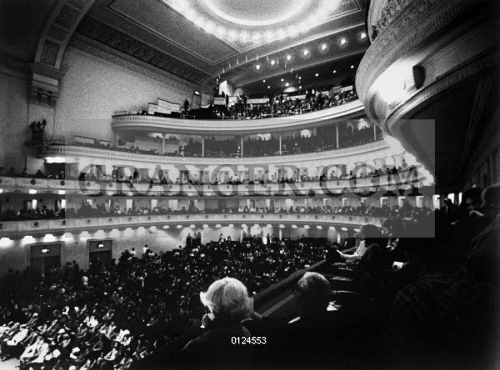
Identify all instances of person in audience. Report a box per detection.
[336,224,382,264]
[466,183,500,286]
[385,184,500,370]
[173,277,254,370]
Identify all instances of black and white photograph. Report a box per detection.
[0,0,499,369]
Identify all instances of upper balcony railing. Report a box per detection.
[43,139,389,166]
[0,213,388,238]
[111,100,365,135]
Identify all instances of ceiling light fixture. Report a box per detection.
[321,43,327,50]
[201,0,311,27]
[303,49,309,56]
[256,64,261,70]
[228,29,238,40]
[333,70,337,73]
[281,78,284,82]
[267,86,270,89]
[270,60,276,66]
[215,26,226,37]
[361,32,367,39]
[263,79,266,83]
[287,25,298,38]
[252,32,262,43]
[315,73,319,77]
[285,82,289,87]
[286,54,292,61]
[240,31,249,42]
[204,20,215,33]
[340,38,347,45]
[297,21,309,33]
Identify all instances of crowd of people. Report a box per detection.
[182,124,383,158]
[199,88,358,120]
[0,167,65,180]
[0,200,427,223]
[3,178,496,369]
[71,121,383,159]
[0,238,326,369]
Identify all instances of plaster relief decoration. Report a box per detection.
[40,41,60,67]
[54,4,81,29]
[76,17,210,83]
[31,0,95,106]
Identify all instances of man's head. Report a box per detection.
[295,272,331,316]
[481,183,500,222]
[463,188,483,212]
[359,224,383,246]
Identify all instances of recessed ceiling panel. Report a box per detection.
[201,0,312,27]
[109,0,237,64]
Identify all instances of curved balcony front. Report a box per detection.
[0,168,426,198]
[42,139,390,167]
[356,0,500,190]
[111,100,365,135]
[0,213,388,239]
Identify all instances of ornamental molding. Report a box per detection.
[385,51,498,133]
[35,0,96,69]
[368,0,410,42]
[31,0,95,106]
[43,140,390,167]
[68,35,202,93]
[357,0,476,104]
[75,17,210,85]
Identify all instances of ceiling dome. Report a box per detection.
[201,0,312,27]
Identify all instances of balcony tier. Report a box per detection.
[42,139,390,166]
[0,170,424,198]
[0,213,387,239]
[111,100,365,135]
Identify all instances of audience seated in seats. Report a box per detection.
[452,187,487,257]
[0,238,325,370]
[269,272,388,370]
[385,183,500,370]
[173,277,254,370]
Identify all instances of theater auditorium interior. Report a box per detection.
[0,0,499,369]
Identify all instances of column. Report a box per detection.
[336,124,339,149]
[201,136,205,157]
[392,154,403,169]
[279,134,282,155]
[354,161,364,176]
[279,229,283,240]
[162,135,166,154]
[241,136,244,157]
[373,124,377,140]
[373,158,386,171]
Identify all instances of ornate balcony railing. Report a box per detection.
[42,140,390,166]
[0,213,387,238]
[0,169,425,197]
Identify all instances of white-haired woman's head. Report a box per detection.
[200,277,251,321]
